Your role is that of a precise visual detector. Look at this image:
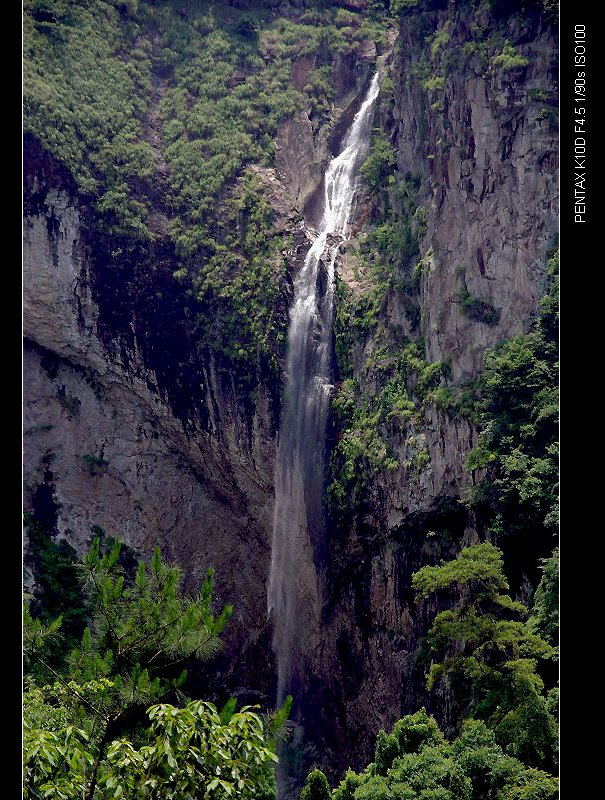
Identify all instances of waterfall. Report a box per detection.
[268,72,381,708]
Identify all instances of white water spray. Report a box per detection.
[268,73,381,706]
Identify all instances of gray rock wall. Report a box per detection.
[23,171,277,698]
[308,3,558,780]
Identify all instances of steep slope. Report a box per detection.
[23,0,384,712]
[23,0,558,795]
[307,0,558,783]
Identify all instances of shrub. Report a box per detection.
[458,287,501,326]
[361,133,398,194]
[492,40,530,72]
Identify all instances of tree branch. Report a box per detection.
[36,656,108,721]
[87,565,123,652]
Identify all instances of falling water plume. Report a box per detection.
[268,73,381,711]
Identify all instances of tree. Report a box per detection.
[360,132,397,195]
[527,548,559,647]
[300,769,331,800]
[104,700,280,799]
[24,682,286,800]
[23,537,289,799]
[301,710,558,800]
[411,543,558,772]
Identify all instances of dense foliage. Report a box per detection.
[460,251,559,584]
[300,709,558,800]
[412,543,558,773]
[24,538,289,800]
[526,548,558,648]
[24,681,284,800]
[23,0,391,385]
[297,545,558,796]
[24,0,386,239]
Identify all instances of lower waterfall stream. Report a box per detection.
[267,73,381,755]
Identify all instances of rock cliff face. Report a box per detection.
[398,8,558,384]
[23,38,377,707]
[23,0,558,794]
[23,141,280,698]
[299,0,558,783]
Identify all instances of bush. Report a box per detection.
[492,40,530,72]
[303,712,557,800]
[458,287,501,326]
[301,769,331,800]
[390,0,420,14]
[360,133,397,194]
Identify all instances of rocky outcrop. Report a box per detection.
[276,41,382,225]
[395,7,558,384]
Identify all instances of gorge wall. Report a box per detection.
[23,0,558,794]
[24,135,279,698]
[301,0,558,785]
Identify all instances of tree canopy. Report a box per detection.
[24,537,289,800]
[301,709,558,800]
[412,543,558,772]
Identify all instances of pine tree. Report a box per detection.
[23,537,236,799]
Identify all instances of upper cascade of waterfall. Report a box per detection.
[307,71,381,257]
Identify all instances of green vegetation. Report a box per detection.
[300,709,557,800]
[180,170,290,379]
[458,286,501,326]
[301,769,331,800]
[24,0,156,240]
[527,548,559,647]
[24,685,281,800]
[492,40,530,71]
[413,17,457,111]
[426,250,558,586]
[328,340,448,520]
[360,133,398,196]
[390,0,421,15]
[332,183,424,369]
[334,169,425,369]
[24,0,391,387]
[25,535,232,699]
[396,0,547,88]
[535,106,558,126]
[412,543,558,772]
[25,0,383,239]
[24,537,289,799]
[103,700,280,800]
[463,252,558,560]
[297,544,558,797]
[329,93,455,523]
[422,75,445,92]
